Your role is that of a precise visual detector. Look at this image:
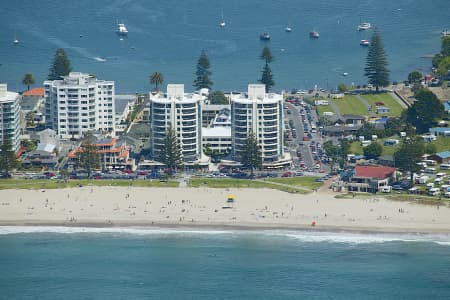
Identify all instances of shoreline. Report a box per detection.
[1,219,450,236]
[1,186,449,236]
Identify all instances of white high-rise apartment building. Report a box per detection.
[44,72,115,139]
[149,84,204,163]
[0,84,21,152]
[231,84,286,165]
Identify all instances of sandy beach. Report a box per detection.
[0,186,449,233]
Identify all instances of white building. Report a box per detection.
[202,127,232,153]
[44,72,115,139]
[149,84,204,163]
[0,84,21,152]
[230,84,289,167]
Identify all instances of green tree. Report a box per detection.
[0,139,19,177]
[364,29,390,91]
[424,143,437,155]
[21,139,36,152]
[406,89,444,133]
[77,132,100,178]
[193,50,213,90]
[436,56,450,78]
[239,130,262,175]
[25,111,36,127]
[260,46,274,64]
[384,117,404,137]
[158,127,183,171]
[363,142,383,159]
[22,73,35,91]
[394,138,425,186]
[407,71,422,84]
[208,90,229,104]
[441,36,450,57]
[259,64,275,92]
[150,72,164,91]
[323,139,350,170]
[48,48,72,80]
[337,83,349,92]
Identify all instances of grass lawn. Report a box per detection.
[0,179,179,190]
[431,136,450,153]
[361,93,404,117]
[264,176,322,190]
[332,95,368,116]
[188,178,317,194]
[349,138,401,156]
[316,105,335,116]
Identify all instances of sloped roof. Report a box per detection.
[436,151,450,159]
[23,88,44,96]
[354,165,396,179]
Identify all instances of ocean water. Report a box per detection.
[1,227,450,299]
[0,0,449,93]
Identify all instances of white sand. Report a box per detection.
[0,186,449,233]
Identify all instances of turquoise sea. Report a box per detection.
[1,227,450,299]
[0,0,449,93]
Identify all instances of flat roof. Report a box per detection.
[202,127,231,137]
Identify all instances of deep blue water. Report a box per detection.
[0,227,450,299]
[0,0,448,93]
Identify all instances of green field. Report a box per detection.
[361,93,404,117]
[316,105,335,116]
[431,136,450,153]
[0,179,180,190]
[188,177,321,194]
[264,176,322,189]
[331,95,369,116]
[349,138,401,156]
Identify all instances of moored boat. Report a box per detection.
[116,23,128,35]
[309,31,319,38]
[260,32,270,41]
[358,22,371,31]
[360,39,370,46]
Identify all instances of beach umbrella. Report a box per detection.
[227,194,235,203]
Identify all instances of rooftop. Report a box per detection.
[23,87,44,96]
[435,151,450,159]
[354,165,396,179]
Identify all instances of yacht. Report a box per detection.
[357,22,371,31]
[116,23,128,35]
[260,32,270,41]
[219,10,226,27]
[360,39,370,46]
[285,26,292,33]
[13,38,19,45]
[309,31,319,38]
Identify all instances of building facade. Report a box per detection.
[0,84,21,152]
[230,84,285,166]
[149,84,204,163]
[44,72,115,139]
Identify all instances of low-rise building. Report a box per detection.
[202,127,232,154]
[430,151,450,164]
[345,165,396,193]
[68,137,134,171]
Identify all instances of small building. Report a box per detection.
[342,114,366,126]
[429,127,450,136]
[345,165,396,193]
[202,104,229,127]
[21,150,58,169]
[68,137,135,171]
[376,106,390,114]
[322,125,361,137]
[202,127,232,154]
[430,151,450,164]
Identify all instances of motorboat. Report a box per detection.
[309,31,319,38]
[260,32,270,41]
[442,30,450,37]
[13,38,19,45]
[220,21,226,27]
[360,39,370,46]
[116,23,128,35]
[285,26,292,32]
[357,22,371,31]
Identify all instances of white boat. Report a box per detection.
[116,22,128,35]
[360,39,370,46]
[309,31,319,38]
[357,22,371,31]
[13,38,19,45]
[285,26,292,32]
[442,30,450,37]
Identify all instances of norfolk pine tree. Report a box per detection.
[193,51,213,90]
[364,29,390,91]
[48,48,72,80]
[158,127,183,172]
[239,130,262,175]
[78,132,100,178]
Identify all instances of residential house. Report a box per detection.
[21,150,58,169]
[430,151,450,164]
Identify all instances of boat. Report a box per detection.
[13,32,19,44]
[219,9,226,27]
[260,32,270,41]
[309,31,319,38]
[360,39,370,46]
[343,72,349,76]
[357,20,371,31]
[116,22,128,35]
[442,30,450,37]
[285,26,292,32]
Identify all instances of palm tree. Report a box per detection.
[22,73,35,91]
[150,72,164,92]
